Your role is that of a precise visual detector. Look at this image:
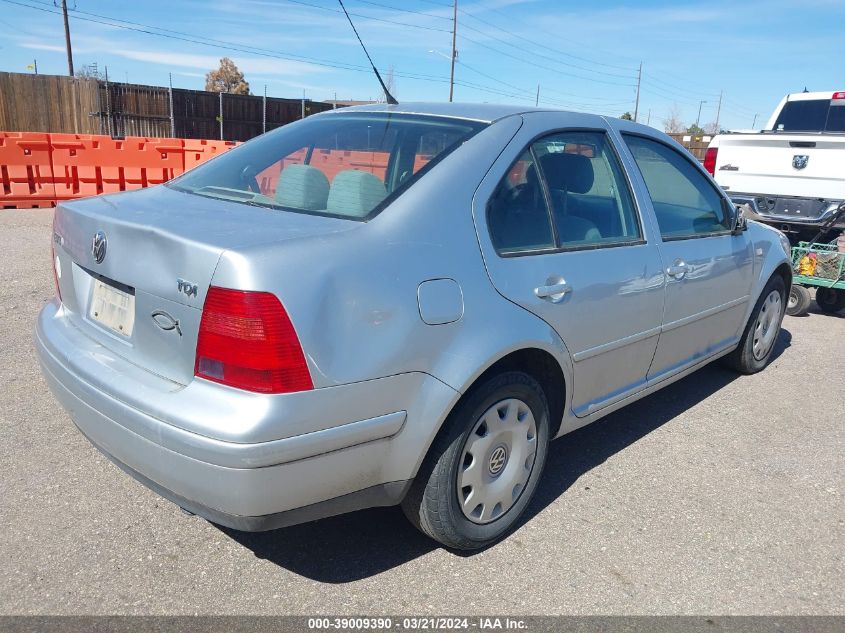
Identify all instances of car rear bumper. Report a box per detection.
[36,300,457,530]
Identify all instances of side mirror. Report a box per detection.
[723,198,748,235]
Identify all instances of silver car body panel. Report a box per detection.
[36,103,791,529]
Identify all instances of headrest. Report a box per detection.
[326,170,387,218]
[275,164,330,211]
[538,152,594,194]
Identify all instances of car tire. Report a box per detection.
[815,287,845,314]
[402,371,550,550]
[725,275,786,374]
[786,284,811,317]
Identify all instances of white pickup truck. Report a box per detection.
[705,91,845,242]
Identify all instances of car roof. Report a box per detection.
[318,102,562,123]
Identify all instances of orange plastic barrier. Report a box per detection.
[183,139,238,170]
[0,132,55,208]
[51,134,186,200]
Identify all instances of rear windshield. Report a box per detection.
[168,113,486,220]
[771,99,845,133]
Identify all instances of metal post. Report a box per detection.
[219,91,223,140]
[333,91,337,109]
[633,61,642,122]
[105,66,112,138]
[535,84,539,107]
[262,85,267,134]
[714,90,723,132]
[61,0,74,76]
[168,73,175,138]
[646,109,651,126]
[696,100,706,127]
[752,113,758,129]
[33,59,38,75]
[301,89,305,119]
[449,0,457,102]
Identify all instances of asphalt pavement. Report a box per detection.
[1,208,842,615]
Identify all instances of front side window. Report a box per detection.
[487,130,641,254]
[169,113,485,220]
[624,135,729,240]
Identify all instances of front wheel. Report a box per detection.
[815,287,845,314]
[402,371,550,550]
[725,275,786,374]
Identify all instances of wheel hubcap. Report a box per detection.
[752,290,783,360]
[457,398,538,524]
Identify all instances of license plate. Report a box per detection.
[89,279,135,337]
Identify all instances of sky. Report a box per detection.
[1,0,843,131]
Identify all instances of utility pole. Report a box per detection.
[449,0,457,102]
[633,61,642,122]
[218,90,223,140]
[646,109,651,126]
[60,0,74,76]
[714,90,723,132]
[535,84,540,107]
[262,85,267,134]
[752,113,758,129]
[301,89,305,119]
[696,100,707,127]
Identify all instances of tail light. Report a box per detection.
[195,287,313,394]
[704,147,718,175]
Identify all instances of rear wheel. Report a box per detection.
[815,287,845,314]
[725,275,786,374]
[786,285,811,317]
[402,371,550,550]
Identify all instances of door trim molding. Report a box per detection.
[660,295,749,333]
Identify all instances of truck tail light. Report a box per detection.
[195,287,313,394]
[831,91,845,100]
[704,147,718,175]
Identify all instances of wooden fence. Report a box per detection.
[0,71,334,141]
[667,132,713,161]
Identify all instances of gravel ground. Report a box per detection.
[1,208,843,615]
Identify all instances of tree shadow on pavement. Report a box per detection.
[221,328,792,582]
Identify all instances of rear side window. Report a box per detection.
[487,130,641,254]
[169,113,485,220]
[772,99,845,133]
[624,135,729,240]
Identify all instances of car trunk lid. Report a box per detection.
[52,185,355,385]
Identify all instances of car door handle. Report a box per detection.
[666,261,689,279]
[534,279,571,303]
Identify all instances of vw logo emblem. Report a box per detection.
[792,155,809,170]
[92,231,107,264]
[488,445,508,476]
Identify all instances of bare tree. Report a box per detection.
[663,104,685,133]
[205,57,250,95]
[702,121,720,135]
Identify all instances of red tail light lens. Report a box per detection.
[704,147,718,175]
[195,287,313,394]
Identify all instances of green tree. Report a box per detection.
[620,112,633,120]
[205,57,250,95]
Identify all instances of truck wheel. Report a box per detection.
[786,285,811,317]
[815,287,845,313]
[402,371,550,550]
[726,275,786,374]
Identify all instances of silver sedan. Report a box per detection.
[36,103,792,550]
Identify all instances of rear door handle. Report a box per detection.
[666,261,689,279]
[534,277,571,303]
